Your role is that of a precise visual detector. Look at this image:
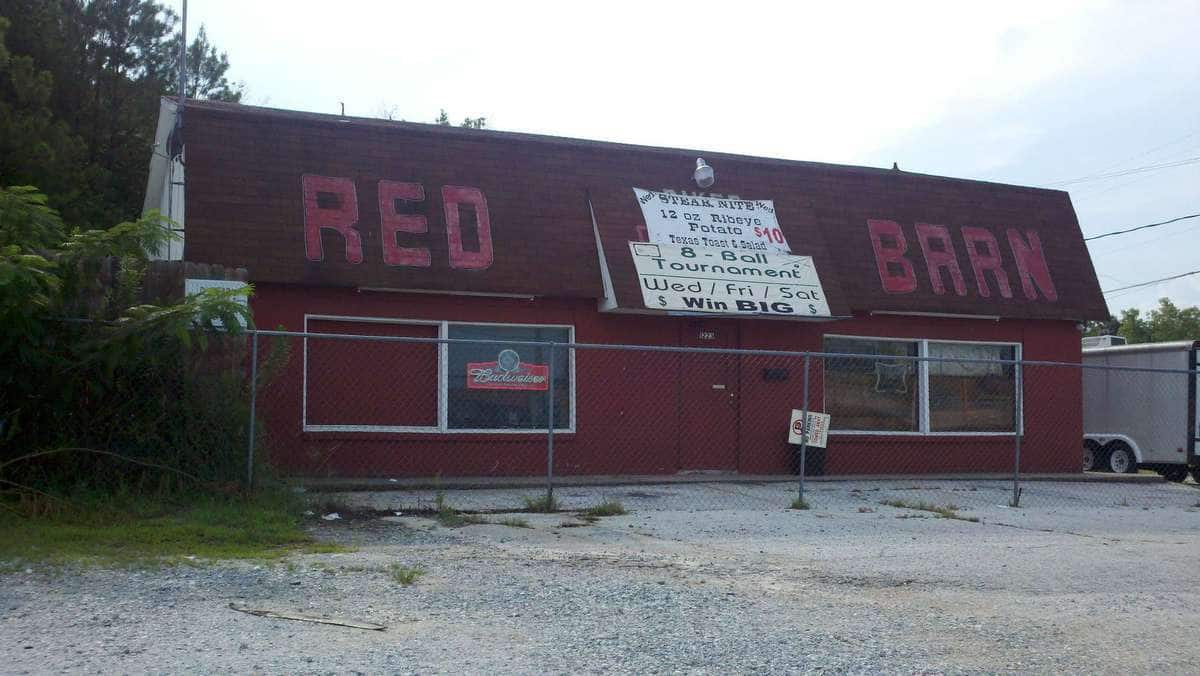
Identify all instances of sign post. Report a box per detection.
[545,343,556,508]
[1012,361,1023,507]
[799,355,809,504]
[787,360,834,506]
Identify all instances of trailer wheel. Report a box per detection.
[1083,441,1101,472]
[1106,442,1137,474]
[1161,466,1188,482]
[1191,467,1200,484]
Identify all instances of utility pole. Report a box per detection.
[178,0,187,102]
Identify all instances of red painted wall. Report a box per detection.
[251,284,1082,478]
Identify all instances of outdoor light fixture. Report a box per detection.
[693,157,715,188]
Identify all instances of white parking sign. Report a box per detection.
[788,410,830,448]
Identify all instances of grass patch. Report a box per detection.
[581,500,626,518]
[790,497,811,510]
[431,491,471,527]
[880,499,979,523]
[0,490,344,568]
[434,507,467,528]
[522,494,560,513]
[388,563,424,586]
[497,516,531,529]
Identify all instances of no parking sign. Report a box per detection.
[788,410,830,448]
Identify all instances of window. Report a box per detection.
[928,342,1016,432]
[823,336,1019,434]
[446,324,571,431]
[303,316,574,433]
[823,337,920,432]
[305,318,440,432]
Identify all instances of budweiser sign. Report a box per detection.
[467,349,549,391]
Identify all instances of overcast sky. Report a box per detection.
[176,0,1199,317]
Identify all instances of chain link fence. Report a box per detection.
[244,329,1200,515]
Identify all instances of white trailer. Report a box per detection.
[1082,340,1199,481]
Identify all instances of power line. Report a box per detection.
[1046,156,1200,187]
[1084,213,1200,241]
[1102,269,1200,295]
[1071,143,1200,198]
[1076,131,1197,179]
[1090,219,1200,258]
[1060,128,1200,182]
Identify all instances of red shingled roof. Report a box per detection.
[176,99,1107,321]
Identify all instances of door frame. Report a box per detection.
[676,319,742,471]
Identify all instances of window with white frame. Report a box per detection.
[823,337,920,432]
[445,324,571,431]
[305,318,440,432]
[927,342,1017,432]
[303,316,574,434]
[823,336,1019,434]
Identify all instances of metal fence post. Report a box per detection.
[798,353,810,505]
[546,342,556,507]
[246,330,259,491]
[1011,360,1023,507]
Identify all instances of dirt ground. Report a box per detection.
[3,480,1199,674]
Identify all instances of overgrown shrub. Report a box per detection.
[0,185,283,498]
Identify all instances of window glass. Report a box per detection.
[446,324,571,430]
[823,337,919,432]
[928,342,1016,432]
[306,320,438,429]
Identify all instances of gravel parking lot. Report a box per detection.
[3,480,1199,674]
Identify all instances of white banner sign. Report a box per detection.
[633,188,792,255]
[184,278,249,328]
[788,410,830,448]
[629,242,831,317]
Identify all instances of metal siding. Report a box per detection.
[1082,347,1191,463]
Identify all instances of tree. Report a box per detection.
[176,25,242,102]
[1083,315,1121,337]
[0,16,93,228]
[0,183,256,491]
[0,1,243,229]
[1116,308,1154,344]
[1110,298,1200,344]
[435,107,487,129]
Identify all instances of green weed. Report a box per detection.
[880,498,979,523]
[581,500,626,517]
[522,494,560,513]
[388,563,424,586]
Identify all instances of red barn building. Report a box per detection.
[145,99,1108,479]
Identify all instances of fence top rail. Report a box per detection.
[248,328,1200,375]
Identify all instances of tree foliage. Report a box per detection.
[1084,298,1200,344]
[435,107,487,129]
[0,1,243,230]
[0,184,264,493]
